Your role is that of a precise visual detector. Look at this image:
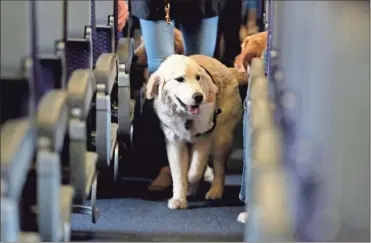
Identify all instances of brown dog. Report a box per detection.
[145,54,245,209]
[234,31,268,76]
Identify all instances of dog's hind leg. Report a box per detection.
[203,165,214,183]
[188,137,212,183]
[187,137,212,196]
[167,141,189,209]
[206,133,233,200]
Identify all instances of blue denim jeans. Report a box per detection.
[139,17,219,73]
[240,85,252,203]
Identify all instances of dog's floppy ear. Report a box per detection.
[200,68,218,96]
[207,78,218,95]
[146,72,161,99]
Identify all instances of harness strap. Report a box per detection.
[199,64,214,83]
[194,108,222,138]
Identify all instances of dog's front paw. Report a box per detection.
[168,197,188,210]
[184,119,193,130]
[237,212,248,224]
[205,185,223,200]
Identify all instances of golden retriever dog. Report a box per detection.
[234,31,268,75]
[145,54,246,209]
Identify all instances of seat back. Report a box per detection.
[258,1,370,241]
[65,0,96,77]
[0,0,41,118]
[36,1,64,54]
[36,1,64,92]
[64,0,97,141]
[96,0,114,54]
[0,2,32,77]
[67,0,92,38]
[96,0,114,24]
[0,1,40,123]
[113,0,119,48]
[1,1,40,241]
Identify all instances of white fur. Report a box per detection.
[192,102,216,134]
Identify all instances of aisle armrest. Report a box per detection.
[67,69,94,119]
[0,119,35,201]
[95,54,118,166]
[116,37,134,137]
[95,53,118,95]
[67,69,95,202]
[36,90,68,242]
[36,90,68,152]
[84,152,98,197]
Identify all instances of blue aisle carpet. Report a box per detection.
[71,175,245,242]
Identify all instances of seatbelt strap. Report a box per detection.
[125,0,133,73]
[30,0,40,127]
[63,0,68,43]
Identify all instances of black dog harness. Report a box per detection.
[192,108,222,137]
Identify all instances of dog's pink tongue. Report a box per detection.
[189,106,200,115]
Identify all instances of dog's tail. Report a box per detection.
[228,67,249,86]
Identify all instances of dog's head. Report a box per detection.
[145,55,218,115]
[234,31,268,74]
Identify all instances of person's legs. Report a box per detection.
[213,17,223,60]
[219,0,245,102]
[219,0,242,67]
[139,19,175,73]
[135,19,175,189]
[180,16,219,56]
[240,85,252,205]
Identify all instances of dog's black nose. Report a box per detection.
[192,93,203,104]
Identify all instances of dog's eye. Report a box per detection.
[175,76,185,82]
[195,75,200,81]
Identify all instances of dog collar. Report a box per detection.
[160,108,222,138]
[193,108,222,138]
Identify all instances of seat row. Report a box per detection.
[0,0,135,241]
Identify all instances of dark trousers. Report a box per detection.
[214,0,242,68]
[131,97,169,178]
